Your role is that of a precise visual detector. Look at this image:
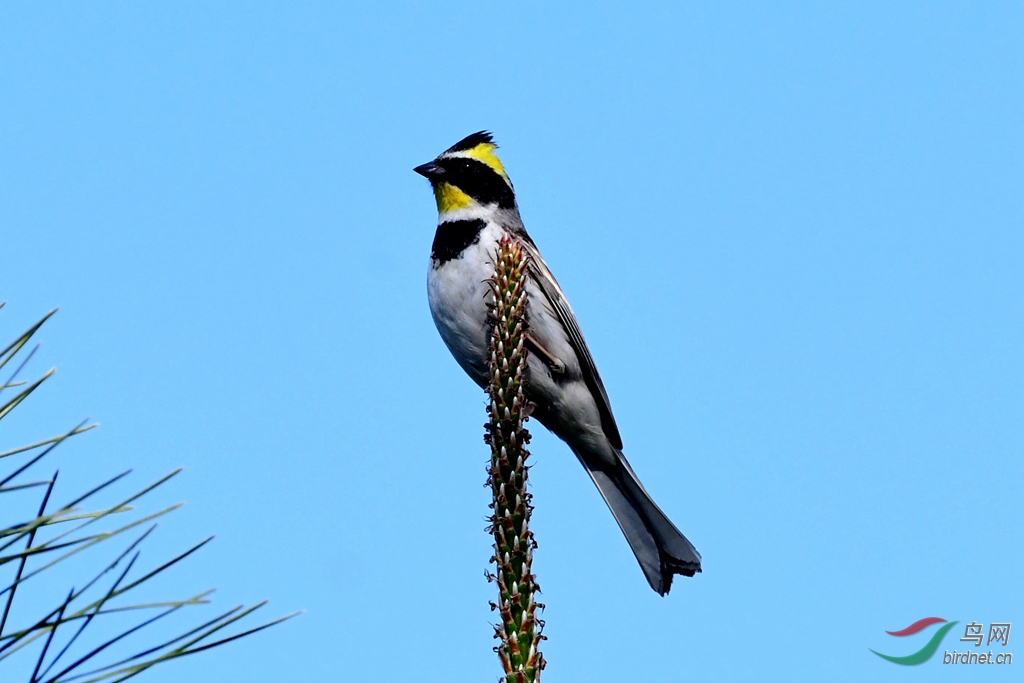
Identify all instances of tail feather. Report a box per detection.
[578,450,701,595]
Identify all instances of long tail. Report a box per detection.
[576,449,701,595]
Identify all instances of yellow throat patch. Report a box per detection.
[433,182,473,213]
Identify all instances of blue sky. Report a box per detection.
[2,2,1021,680]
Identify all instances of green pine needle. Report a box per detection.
[0,309,297,682]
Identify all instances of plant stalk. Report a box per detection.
[485,234,545,683]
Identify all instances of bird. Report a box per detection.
[415,131,701,595]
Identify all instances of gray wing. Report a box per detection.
[519,239,623,450]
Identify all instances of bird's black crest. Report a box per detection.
[444,130,496,155]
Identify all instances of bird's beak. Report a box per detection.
[414,161,444,180]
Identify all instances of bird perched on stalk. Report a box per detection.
[415,131,701,595]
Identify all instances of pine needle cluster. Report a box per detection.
[0,306,295,682]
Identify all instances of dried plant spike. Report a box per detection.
[485,234,545,682]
